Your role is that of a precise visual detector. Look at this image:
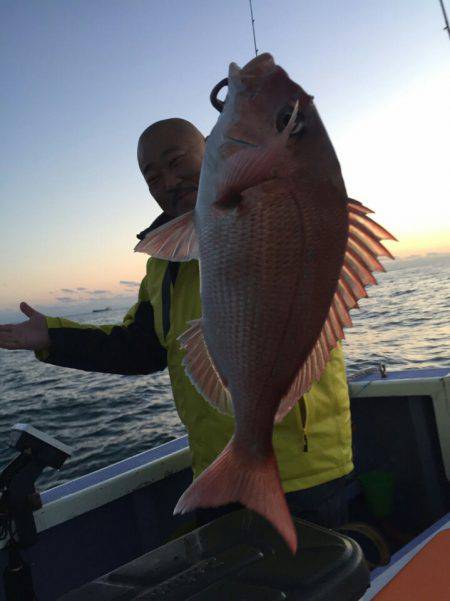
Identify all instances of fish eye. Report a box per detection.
[276,103,306,136]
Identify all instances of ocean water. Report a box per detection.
[0,255,449,490]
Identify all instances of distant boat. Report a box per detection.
[92,307,111,313]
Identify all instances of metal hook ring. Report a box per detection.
[210,77,228,112]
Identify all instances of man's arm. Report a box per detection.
[0,278,167,376]
[38,301,166,375]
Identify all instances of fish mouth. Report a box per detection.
[225,136,258,148]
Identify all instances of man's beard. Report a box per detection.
[169,185,198,215]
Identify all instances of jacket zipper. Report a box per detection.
[299,396,309,452]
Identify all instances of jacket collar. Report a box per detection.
[136,212,173,241]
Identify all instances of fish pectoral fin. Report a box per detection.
[275,198,396,423]
[213,190,243,213]
[178,319,233,415]
[134,210,199,261]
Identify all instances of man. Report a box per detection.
[0,118,353,528]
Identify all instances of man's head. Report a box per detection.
[137,118,205,217]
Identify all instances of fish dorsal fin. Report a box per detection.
[178,319,233,415]
[275,198,395,422]
[134,210,199,261]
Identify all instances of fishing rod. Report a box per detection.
[248,0,258,56]
[210,0,259,111]
[438,0,450,41]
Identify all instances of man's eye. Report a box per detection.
[170,155,184,166]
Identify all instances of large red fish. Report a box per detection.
[135,53,395,553]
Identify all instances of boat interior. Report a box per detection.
[0,367,448,599]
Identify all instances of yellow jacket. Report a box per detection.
[39,252,353,492]
[147,257,353,492]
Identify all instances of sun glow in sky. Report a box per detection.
[0,0,449,320]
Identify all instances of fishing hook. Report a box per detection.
[210,77,228,112]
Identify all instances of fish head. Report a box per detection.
[201,53,343,207]
[223,53,311,148]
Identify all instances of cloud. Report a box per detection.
[56,297,76,303]
[119,280,140,287]
[77,287,87,291]
[90,290,109,294]
[61,288,75,293]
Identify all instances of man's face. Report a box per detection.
[138,125,205,217]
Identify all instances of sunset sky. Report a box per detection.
[1,0,449,320]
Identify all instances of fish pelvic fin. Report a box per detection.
[134,210,199,261]
[178,319,233,415]
[174,438,298,554]
[275,198,396,422]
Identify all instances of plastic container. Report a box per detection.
[60,509,369,600]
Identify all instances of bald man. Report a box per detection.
[138,118,204,218]
[0,119,204,368]
[0,118,353,529]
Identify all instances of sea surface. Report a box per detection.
[0,255,449,490]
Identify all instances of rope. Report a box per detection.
[347,363,387,382]
[337,521,391,569]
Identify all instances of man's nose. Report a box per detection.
[162,170,181,191]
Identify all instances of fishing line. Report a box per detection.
[438,0,450,41]
[248,0,258,56]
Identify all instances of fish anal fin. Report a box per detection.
[178,319,233,415]
[134,210,199,261]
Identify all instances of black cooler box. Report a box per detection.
[60,510,369,600]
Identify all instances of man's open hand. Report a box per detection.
[0,302,50,352]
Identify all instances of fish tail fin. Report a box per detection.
[174,438,297,554]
